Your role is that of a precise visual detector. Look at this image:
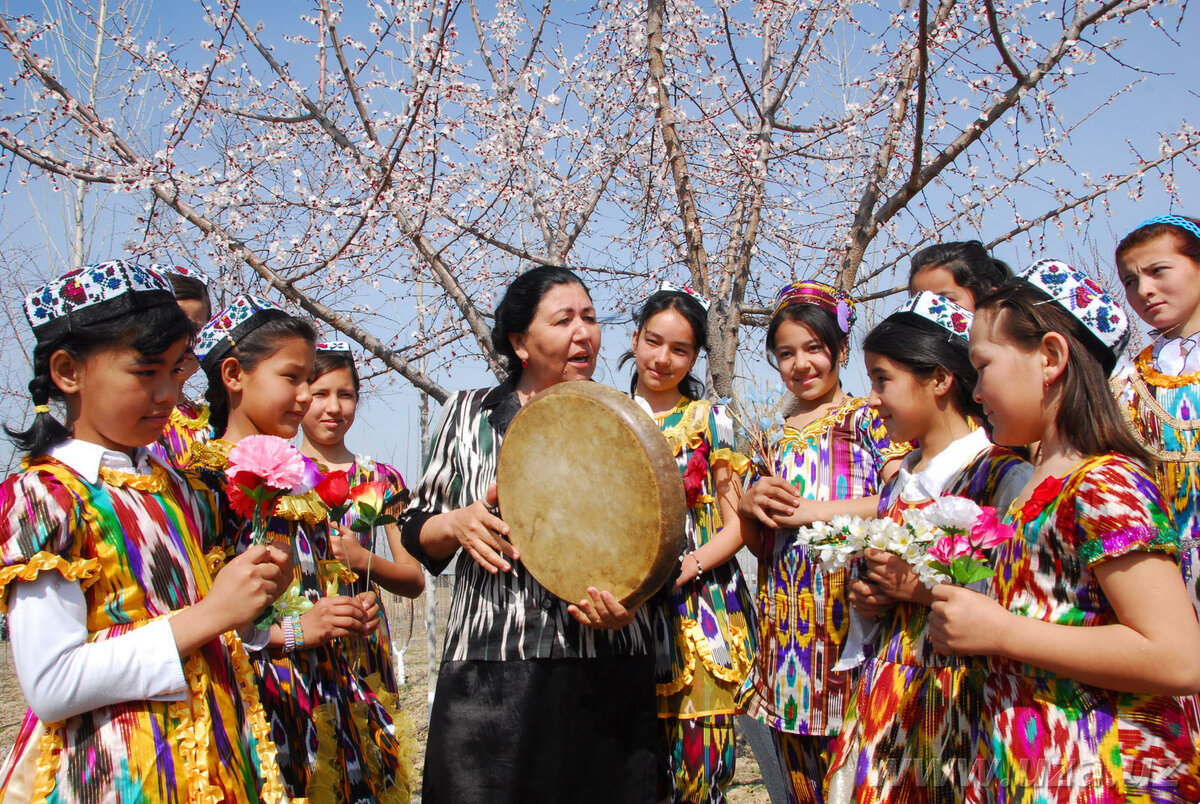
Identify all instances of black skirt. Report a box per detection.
[422,654,659,803]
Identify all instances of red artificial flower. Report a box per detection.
[227,470,268,519]
[1020,475,1063,520]
[314,470,351,509]
[683,438,711,508]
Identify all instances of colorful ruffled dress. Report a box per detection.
[149,399,214,470]
[648,397,757,803]
[331,457,408,696]
[737,396,907,803]
[968,455,1197,802]
[190,440,415,804]
[0,455,286,803]
[825,428,1031,802]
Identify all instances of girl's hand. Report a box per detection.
[299,595,369,646]
[354,590,381,635]
[206,544,291,632]
[848,578,893,618]
[445,483,518,573]
[739,477,801,529]
[568,588,638,629]
[330,525,372,572]
[864,548,933,604]
[928,584,1011,656]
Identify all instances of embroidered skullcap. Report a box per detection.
[1018,259,1129,372]
[773,280,856,333]
[893,292,973,344]
[195,294,288,370]
[657,281,711,312]
[315,341,352,355]
[23,260,177,339]
[151,264,210,286]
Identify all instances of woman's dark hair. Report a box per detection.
[6,303,195,457]
[492,266,589,380]
[975,280,1148,463]
[311,351,360,395]
[619,289,708,400]
[202,314,316,436]
[166,273,212,319]
[1115,215,1200,272]
[909,241,1013,306]
[765,302,847,370]
[862,316,982,420]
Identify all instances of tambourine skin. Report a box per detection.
[496,381,687,608]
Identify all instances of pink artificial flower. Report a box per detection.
[927,533,974,565]
[226,435,309,490]
[970,507,1016,550]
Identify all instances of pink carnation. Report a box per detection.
[226,435,310,491]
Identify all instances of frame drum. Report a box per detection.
[497,381,686,608]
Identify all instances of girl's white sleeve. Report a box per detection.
[9,572,187,723]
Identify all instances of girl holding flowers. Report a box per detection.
[825,292,1031,801]
[190,297,413,802]
[0,262,291,802]
[737,280,908,804]
[930,261,1200,801]
[624,283,756,803]
[300,341,424,697]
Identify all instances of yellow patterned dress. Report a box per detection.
[0,456,286,803]
[650,397,756,803]
[190,440,415,804]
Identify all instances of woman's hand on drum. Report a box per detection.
[568,587,637,629]
[445,483,519,574]
[739,476,801,529]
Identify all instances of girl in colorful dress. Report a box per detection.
[824,292,1032,801]
[929,260,1200,802]
[1112,215,1200,611]
[624,283,756,803]
[908,240,1012,311]
[0,261,291,802]
[150,264,215,469]
[299,341,425,696]
[1111,214,1200,776]
[737,280,908,804]
[190,296,414,803]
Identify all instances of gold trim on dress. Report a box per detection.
[98,464,172,494]
[170,403,211,431]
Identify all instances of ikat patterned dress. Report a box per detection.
[737,396,907,804]
[650,397,757,803]
[331,457,408,697]
[825,430,1031,802]
[1113,341,1200,784]
[190,440,415,804]
[969,454,1197,803]
[148,399,213,470]
[0,455,287,803]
